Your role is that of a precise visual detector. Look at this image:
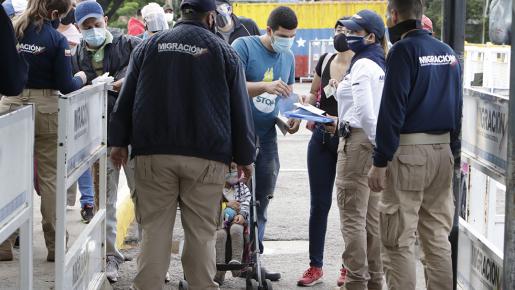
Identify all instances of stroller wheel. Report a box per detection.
[246,278,259,290]
[179,279,188,290]
[264,279,273,290]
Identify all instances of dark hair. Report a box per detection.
[334,16,351,29]
[267,6,297,31]
[180,6,209,21]
[388,0,424,19]
[137,8,142,17]
[15,0,72,39]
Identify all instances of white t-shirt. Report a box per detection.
[336,58,385,145]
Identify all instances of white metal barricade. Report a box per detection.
[55,83,108,290]
[458,86,508,289]
[458,218,503,290]
[0,105,34,290]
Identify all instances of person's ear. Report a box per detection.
[51,9,59,20]
[104,16,109,26]
[267,27,273,37]
[392,9,399,25]
[367,33,376,44]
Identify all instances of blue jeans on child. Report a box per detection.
[307,125,339,268]
[254,138,280,253]
[78,168,95,207]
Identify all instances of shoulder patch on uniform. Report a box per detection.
[64,49,72,57]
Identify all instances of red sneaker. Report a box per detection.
[297,266,323,287]
[337,267,348,287]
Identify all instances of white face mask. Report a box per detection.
[81,27,106,48]
[164,13,174,23]
[225,170,239,185]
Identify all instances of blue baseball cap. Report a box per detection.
[180,0,216,12]
[341,10,385,40]
[75,0,104,25]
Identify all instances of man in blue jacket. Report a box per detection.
[368,0,462,289]
[109,0,255,289]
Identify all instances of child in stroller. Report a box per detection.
[215,162,251,285]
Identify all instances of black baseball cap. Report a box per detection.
[180,0,216,12]
[341,10,385,40]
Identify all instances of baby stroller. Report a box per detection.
[179,162,274,290]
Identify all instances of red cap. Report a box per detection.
[422,15,433,32]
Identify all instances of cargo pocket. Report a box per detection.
[397,155,426,191]
[337,187,355,209]
[379,203,401,248]
[35,110,58,135]
[200,161,226,185]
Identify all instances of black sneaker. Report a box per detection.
[81,205,95,224]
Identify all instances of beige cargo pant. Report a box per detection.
[380,144,454,290]
[0,90,73,257]
[336,129,383,290]
[132,155,226,290]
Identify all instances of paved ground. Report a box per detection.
[113,84,428,290]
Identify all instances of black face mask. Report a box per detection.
[387,19,422,44]
[61,8,75,25]
[333,33,349,52]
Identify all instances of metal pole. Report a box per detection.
[443,1,466,289]
[502,1,515,287]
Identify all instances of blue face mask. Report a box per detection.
[271,35,294,53]
[347,35,370,53]
[81,27,106,48]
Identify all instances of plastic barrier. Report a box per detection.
[0,106,34,290]
[55,83,108,290]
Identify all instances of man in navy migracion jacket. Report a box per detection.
[368,1,462,289]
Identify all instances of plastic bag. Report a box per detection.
[489,0,512,45]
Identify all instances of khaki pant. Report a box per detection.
[0,90,64,255]
[336,129,383,290]
[132,155,226,290]
[380,144,454,290]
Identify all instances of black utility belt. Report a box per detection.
[338,121,351,138]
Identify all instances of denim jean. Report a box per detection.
[253,138,280,254]
[78,168,95,208]
[307,125,339,268]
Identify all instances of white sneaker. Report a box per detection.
[165,272,171,283]
[106,256,119,283]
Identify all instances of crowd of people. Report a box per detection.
[0,0,462,290]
